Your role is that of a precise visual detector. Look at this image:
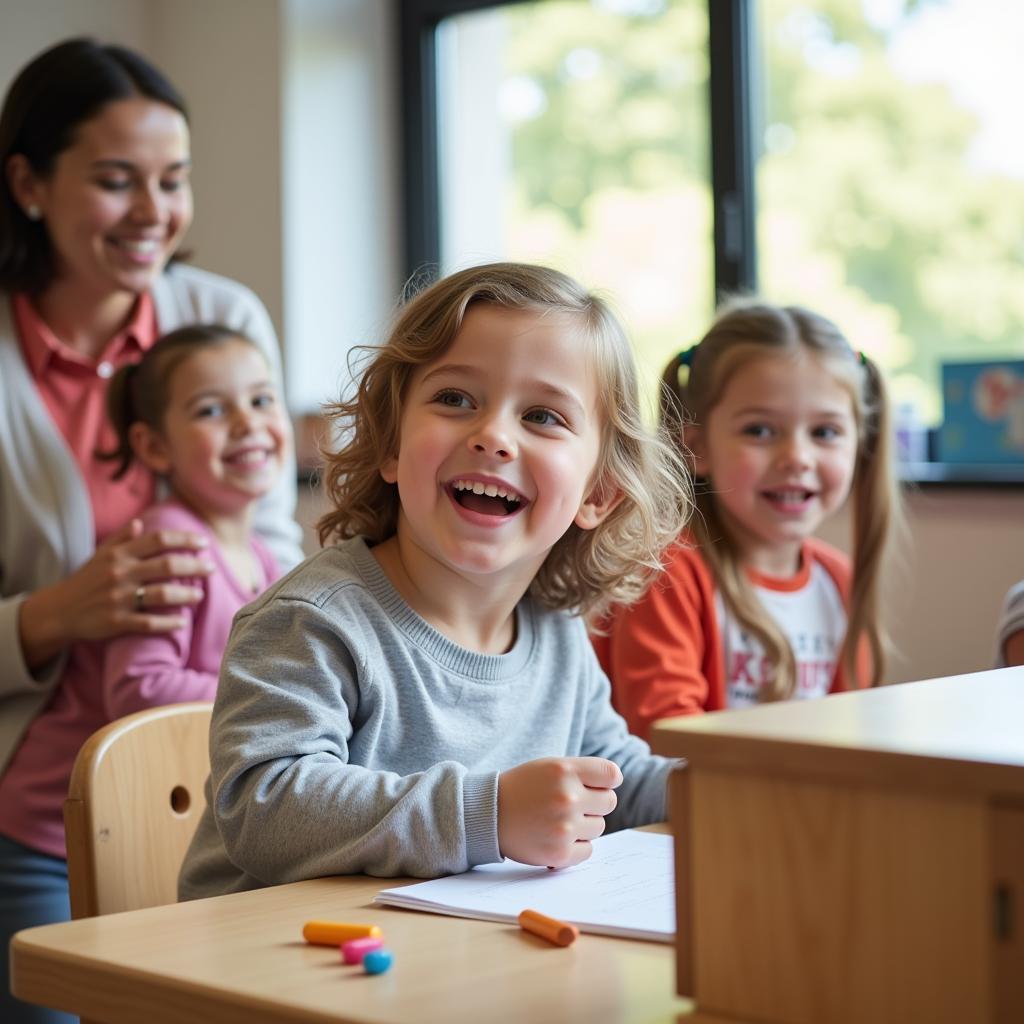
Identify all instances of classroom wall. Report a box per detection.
[149,0,287,348]
[0,1,154,84]
[4,0,1023,686]
[817,490,1023,684]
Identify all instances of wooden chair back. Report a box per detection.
[63,702,213,919]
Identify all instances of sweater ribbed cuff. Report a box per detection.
[462,771,501,866]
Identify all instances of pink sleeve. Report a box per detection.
[101,590,218,719]
[101,503,219,718]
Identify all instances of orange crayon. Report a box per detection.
[517,908,579,947]
[302,920,382,946]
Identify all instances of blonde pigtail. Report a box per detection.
[840,353,903,687]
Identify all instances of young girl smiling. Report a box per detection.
[100,324,290,706]
[596,299,901,737]
[179,262,689,896]
[0,325,288,872]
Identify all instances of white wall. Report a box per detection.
[150,0,287,347]
[0,0,152,63]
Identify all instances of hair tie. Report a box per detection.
[858,350,868,366]
[679,346,697,367]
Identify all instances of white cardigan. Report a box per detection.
[0,263,304,772]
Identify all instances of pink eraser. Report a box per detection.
[341,935,384,964]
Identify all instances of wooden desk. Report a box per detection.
[11,852,716,1023]
[651,667,1024,1024]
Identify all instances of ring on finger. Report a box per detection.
[133,585,146,612]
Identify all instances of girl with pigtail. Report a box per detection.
[0,324,289,902]
[98,323,290,710]
[595,298,902,739]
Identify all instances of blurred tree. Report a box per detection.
[758,0,1024,416]
[488,0,1024,420]
[500,0,712,395]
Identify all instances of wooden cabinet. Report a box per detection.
[651,668,1024,1024]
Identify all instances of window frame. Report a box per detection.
[399,0,755,298]
[397,0,1021,486]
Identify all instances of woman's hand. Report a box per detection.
[17,518,214,670]
[497,756,622,868]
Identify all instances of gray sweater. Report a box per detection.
[179,538,672,898]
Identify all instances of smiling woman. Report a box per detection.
[0,38,301,1024]
[9,96,193,302]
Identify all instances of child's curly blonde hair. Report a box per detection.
[318,262,690,622]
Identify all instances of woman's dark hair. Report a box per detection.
[0,37,189,294]
[103,324,259,480]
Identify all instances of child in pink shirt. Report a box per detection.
[0,324,291,858]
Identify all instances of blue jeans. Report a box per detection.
[0,834,76,1024]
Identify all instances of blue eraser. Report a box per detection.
[363,949,393,975]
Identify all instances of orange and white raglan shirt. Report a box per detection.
[592,537,870,740]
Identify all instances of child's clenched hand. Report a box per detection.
[496,756,622,868]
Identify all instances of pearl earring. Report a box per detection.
[26,204,41,221]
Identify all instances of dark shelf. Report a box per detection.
[899,462,1024,488]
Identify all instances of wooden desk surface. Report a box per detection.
[12,863,708,1024]
[651,667,1024,796]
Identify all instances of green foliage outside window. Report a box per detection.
[489,0,1024,423]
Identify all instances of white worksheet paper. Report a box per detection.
[374,828,675,942]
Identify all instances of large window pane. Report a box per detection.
[756,0,1024,425]
[436,0,712,395]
